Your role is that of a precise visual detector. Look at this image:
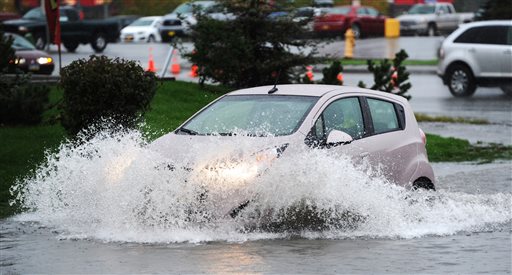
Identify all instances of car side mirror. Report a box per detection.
[326,130,353,146]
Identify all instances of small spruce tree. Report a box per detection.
[358,49,412,100]
[186,0,318,88]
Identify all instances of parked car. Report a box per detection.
[120,16,162,43]
[268,7,321,34]
[397,3,474,36]
[4,32,54,75]
[159,0,233,42]
[1,6,119,53]
[437,20,512,97]
[149,84,435,216]
[313,5,386,38]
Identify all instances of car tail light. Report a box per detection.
[419,128,427,145]
[438,47,444,59]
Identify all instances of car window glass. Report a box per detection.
[438,5,449,14]
[454,26,508,45]
[327,7,351,15]
[174,3,193,14]
[183,95,318,136]
[367,98,399,134]
[23,8,43,19]
[408,5,435,14]
[314,115,325,139]
[507,26,512,45]
[318,97,364,139]
[366,7,379,16]
[356,8,367,15]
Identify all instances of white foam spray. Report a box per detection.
[10,129,511,243]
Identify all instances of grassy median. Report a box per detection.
[1,81,510,218]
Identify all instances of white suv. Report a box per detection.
[437,20,512,97]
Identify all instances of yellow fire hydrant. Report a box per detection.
[344,28,355,59]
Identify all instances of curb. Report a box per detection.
[174,64,438,75]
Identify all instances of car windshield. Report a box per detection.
[181,95,318,136]
[408,5,435,14]
[326,7,351,15]
[173,1,213,14]
[23,8,43,20]
[129,18,154,26]
[8,34,36,50]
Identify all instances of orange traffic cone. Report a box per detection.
[189,64,198,77]
[146,47,156,73]
[391,70,398,87]
[337,72,343,84]
[170,49,181,75]
[306,66,313,81]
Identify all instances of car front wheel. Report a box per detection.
[351,24,361,39]
[91,32,107,53]
[63,41,79,52]
[447,64,476,97]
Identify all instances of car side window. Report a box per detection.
[454,26,508,45]
[367,98,399,134]
[356,8,367,16]
[366,7,379,17]
[507,26,512,45]
[438,5,449,14]
[317,97,365,140]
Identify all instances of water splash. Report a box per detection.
[10,129,511,243]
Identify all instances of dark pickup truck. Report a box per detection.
[1,6,119,53]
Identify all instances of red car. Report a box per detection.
[313,5,386,38]
[4,32,54,75]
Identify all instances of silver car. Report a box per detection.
[150,85,435,204]
[437,20,512,97]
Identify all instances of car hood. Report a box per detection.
[148,132,300,164]
[397,14,430,21]
[2,18,41,26]
[14,49,51,59]
[121,26,153,33]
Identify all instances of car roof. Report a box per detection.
[460,20,512,28]
[137,16,162,20]
[227,84,408,103]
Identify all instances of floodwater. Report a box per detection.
[1,131,511,274]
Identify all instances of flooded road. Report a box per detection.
[1,131,510,274]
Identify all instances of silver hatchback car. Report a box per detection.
[151,85,435,195]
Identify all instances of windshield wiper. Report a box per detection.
[176,127,198,135]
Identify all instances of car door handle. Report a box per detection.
[360,152,370,158]
[468,48,476,53]
[504,49,512,55]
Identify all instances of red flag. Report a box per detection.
[44,0,60,44]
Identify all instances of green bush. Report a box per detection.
[60,55,157,136]
[0,31,49,126]
[0,75,50,125]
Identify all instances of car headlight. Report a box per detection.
[37,57,52,65]
[15,58,26,65]
[18,26,28,32]
[199,144,289,186]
